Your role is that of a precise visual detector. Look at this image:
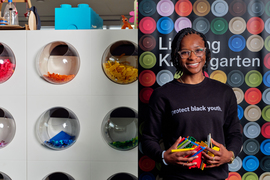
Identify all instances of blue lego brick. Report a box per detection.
[55,4,103,30]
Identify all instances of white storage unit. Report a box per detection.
[0,29,138,180]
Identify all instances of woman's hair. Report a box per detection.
[170,28,211,74]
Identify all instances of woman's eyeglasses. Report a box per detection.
[178,47,206,59]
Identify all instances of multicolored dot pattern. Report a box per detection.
[138,0,270,179]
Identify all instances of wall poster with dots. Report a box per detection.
[138,0,270,179]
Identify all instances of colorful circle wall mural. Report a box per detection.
[138,0,270,179]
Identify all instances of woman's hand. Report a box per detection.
[164,136,199,167]
[202,138,233,168]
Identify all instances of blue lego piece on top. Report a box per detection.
[55,4,103,30]
[50,131,74,142]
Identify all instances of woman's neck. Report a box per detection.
[178,74,205,84]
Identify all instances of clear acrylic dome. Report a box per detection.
[0,43,16,84]
[36,107,80,150]
[0,107,16,149]
[43,172,75,180]
[102,40,138,84]
[101,107,138,151]
[36,41,80,84]
[108,172,137,180]
[0,171,12,180]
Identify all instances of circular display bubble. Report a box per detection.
[262,105,270,121]
[139,35,156,52]
[242,172,259,180]
[247,17,264,35]
[263,88,270,104]
[0,172,11,180]
[193,0,211,16]
[0,43,16,84]
[211,0,228,17]
[139,51,156,69]
[243,121,260,138]
[0,107,16,149]
[139,156,155,172]
[244,88,262,105]
[229,0,246,16]
[193,17,210,34]
[246,35,264,52]
[259,172,270,180]
[261,139,270,155]
[228,156,242,172]
[139,87,154,104]
[211,18,228,35]
[244,105,261,121]
[102,40,138,85]
[36,41,80,85]
[260,156,270,172]
[245,70,262,87]
[265,36,270,52]
[265,18,270,34]
[227,172,241,180]
[248,0,264,17]
[243,156,259,172]
[228,70,244,87]
[175,0,192,16]
[210,70,227,83]
[228,35,246,52]
[263,53,270,69]
[139,70,156,87]
[139,0,156,17]
[229,17,246,34]
[157,17,174,34]
[157,0,174,16]
[42,172,75,180]
[261,122,270,138]
[139,17,156,34]
[108,172,137,180]
[243,139,260,155]
[36,107,80,150]
[174,17,192,33]
[156,70,173,86]
[238,105,244,120]
[233,88,244,104]
[101,107,138,151]
[139,172,155,180]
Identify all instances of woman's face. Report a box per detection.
[179,33,206,76]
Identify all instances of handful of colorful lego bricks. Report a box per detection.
[103,58,138,84]
[172,136,220,170]
[0,59,15,83]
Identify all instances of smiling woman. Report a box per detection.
[141,28,242,180]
